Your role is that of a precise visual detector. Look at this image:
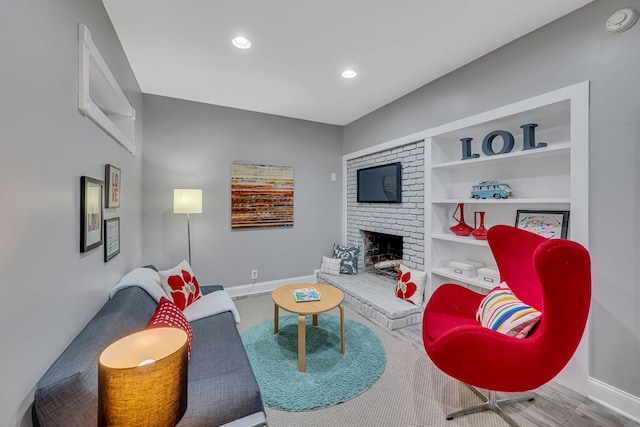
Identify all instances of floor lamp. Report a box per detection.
[173,189,202,265]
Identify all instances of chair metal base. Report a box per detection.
[446,384,534,427]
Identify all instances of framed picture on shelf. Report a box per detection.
[80,176,104,252]
[104,217,120,262]
[105,164,121,208]
[515,210,570,239]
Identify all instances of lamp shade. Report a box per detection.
[98,327,188,427]
[173,189,202,214]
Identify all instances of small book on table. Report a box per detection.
[291,287,321,302]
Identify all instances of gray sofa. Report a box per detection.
[33,275,266,427]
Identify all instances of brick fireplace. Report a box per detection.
[345,140,425,276]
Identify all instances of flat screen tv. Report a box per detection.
[357,162,402,203]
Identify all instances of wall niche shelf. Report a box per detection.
[78,24,136,154]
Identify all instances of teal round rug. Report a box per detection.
[242,314,386,411]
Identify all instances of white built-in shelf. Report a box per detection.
[425,81,590,394]
[431,267,495,291]
[431,142,571,169]
[431,233,489,246]
[431,197,571,204]
[427,83,588,288]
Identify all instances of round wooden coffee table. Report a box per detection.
[272,283,345,372]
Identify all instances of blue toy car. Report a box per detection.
[470,181,513,199]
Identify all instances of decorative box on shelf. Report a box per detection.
[477,266,500,285]
[448,260,485,278]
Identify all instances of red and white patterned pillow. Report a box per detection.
[147,296,193,359]
[395,264,427,305]
[158,260,202,311]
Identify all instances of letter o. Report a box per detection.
[482,130,514,156]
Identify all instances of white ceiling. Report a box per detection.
[102,0,593,126]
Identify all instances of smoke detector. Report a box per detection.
[605,7,639,34]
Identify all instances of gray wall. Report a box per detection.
[141,95,343,286]
[344,0,640,400]
[0,1,144,425]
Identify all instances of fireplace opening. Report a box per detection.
[362,231,403,280]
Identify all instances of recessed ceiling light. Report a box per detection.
[232,36,251,49]
[341,69,357,79]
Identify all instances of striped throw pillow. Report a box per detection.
[476,282,542,338]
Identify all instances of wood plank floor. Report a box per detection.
[388,321,639,427]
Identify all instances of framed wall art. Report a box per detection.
[230,163,294,229]
[515,210,570,239]
[80,176,104,252]
[105,164,121,208]
[104,217,120,262]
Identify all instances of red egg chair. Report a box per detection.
[422,225,591,426]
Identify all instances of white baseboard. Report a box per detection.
[589,377,640,424]
[226,274,317,299]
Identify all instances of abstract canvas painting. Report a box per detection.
[231,164,294,229]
